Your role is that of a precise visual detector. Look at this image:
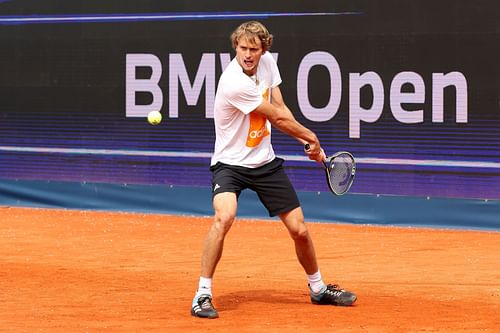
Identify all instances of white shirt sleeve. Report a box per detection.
[265,52,282,88]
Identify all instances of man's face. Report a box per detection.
[235,36,264,76]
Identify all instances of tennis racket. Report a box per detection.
[304,144,356,196]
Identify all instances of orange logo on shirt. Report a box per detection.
[246,88,270,147]
[246,112,269,147]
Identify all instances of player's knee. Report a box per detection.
[217,210,236,224]
[214,211,236,234]
[289,224,310,242]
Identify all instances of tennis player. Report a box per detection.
[191,21,356,319]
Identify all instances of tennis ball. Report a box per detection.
[147,110,162,125]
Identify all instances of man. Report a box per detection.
[191,21,356,319]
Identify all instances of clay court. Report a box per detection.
[1,206,498,332]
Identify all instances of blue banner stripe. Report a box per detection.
[1,145,499,169]
[0,11,362,25]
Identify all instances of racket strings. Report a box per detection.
[328,154,354,194]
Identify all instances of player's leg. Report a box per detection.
[193,161,247,319]
[192,192,238,319]
[253,159,357,307]
[201,192,238,278]
[250,159,319,275]
[279,207,357,306]
[279,207,319,275]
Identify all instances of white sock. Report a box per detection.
[196,276,212,297]
[307,271,325,294]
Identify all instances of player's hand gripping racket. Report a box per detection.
[304,144,356,195]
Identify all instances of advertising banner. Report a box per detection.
[0,1,498,199]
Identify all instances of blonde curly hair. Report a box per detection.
[230,21,273,52]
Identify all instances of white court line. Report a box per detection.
[1,145,499,169]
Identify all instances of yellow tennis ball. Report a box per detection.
[147,110,162,125]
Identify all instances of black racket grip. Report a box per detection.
[304,143,310,151]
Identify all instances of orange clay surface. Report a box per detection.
[0,206,499,332]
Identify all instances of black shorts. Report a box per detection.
[210,157,301,217]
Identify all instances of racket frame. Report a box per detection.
[323,151,356,196]
[304,144,356,196]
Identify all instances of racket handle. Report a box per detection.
[305,144,327,166]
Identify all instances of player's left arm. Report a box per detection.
[255,85,314,144]
[270,86,305,140]
[270,86,325,161]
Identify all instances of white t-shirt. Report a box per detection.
[210,52,282,168]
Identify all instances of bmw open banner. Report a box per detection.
[0,1,498,222]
